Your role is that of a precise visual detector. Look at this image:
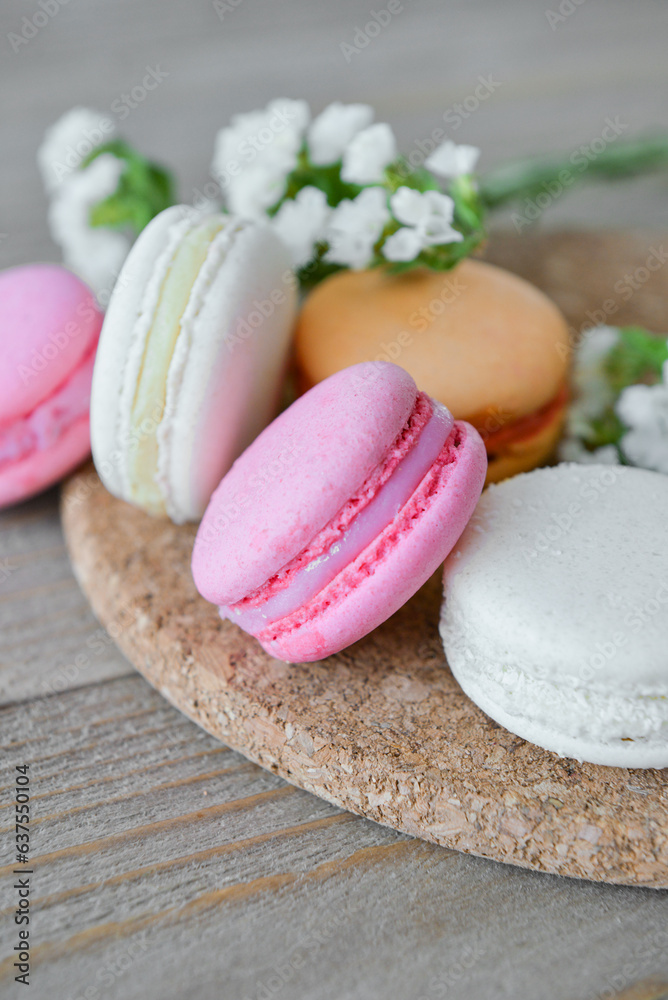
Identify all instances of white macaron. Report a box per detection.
[91,205,296,523]
[440,464,668,768]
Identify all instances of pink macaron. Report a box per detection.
[0,264,103,509]
[192,362,487,662]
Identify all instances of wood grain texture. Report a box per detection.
[2,677,668,1000]
[0,490,133,706]
[61,231,668,890]
[3,0,668,994]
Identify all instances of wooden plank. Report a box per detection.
[58,230,668,890]
[0,492,132,705]
[1,677,668,1000]
[2,0,668,995]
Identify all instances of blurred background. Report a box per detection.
[3,4,668,999]
[2,0,668,271]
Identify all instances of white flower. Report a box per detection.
[616,360,668,473]
[566,325,620,438]
[325,187,389,270]
[383,187,462,262]
[340,123,397,185]
[307,102,374,166]
[211,98,310,219]
[49,153,130,300]
[381,227,425,263]
[271,186,331,268]
[38,107,117,194]
[425,140,480,179]
[576,324,619,370]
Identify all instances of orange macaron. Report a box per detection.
[294,258,571,483]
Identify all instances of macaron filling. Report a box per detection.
[475,383,568,457]
[126,215,226,515]
[222,395,454,633]
[259,420,472,648]
[0,341,96,470]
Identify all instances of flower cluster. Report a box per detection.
[39,99,484,297]
[210,99,484,282]
[38,108,175,300]
[560,325,668,473]
[617,361,668,473]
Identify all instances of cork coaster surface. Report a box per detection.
[62,230,668,888]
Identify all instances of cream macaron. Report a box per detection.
[91,205,296,523]
[440,464,668,768]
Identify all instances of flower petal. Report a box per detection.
[212,98,309,219]
[382,227,424,262]
[389,187,429,226]
[272,186,331,267]
[325,187,389,269]
[425,140,480,178]
[38,107,117,194]
[340,123,398,185]
[308,102,374,166]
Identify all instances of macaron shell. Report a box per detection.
[294,259,570,424]
[0,264,102,423]
[440,464,668,767]
[448,666,668,769]
[0,414,91,509]
[157,223,296,521]
[485,391,567,484]
[91,205,195,499]
[193,362,418,606]
[257,420,487,662]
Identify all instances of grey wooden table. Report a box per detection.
[2,2,668,998]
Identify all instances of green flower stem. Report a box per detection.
[478,133,668,210]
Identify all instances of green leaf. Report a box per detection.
[384,161,439,194]
[266,147,487,288]
[576,326,668,454]
[605,326,668,394]
[83,140,176,237]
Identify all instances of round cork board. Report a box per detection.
[62,230,668,888]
